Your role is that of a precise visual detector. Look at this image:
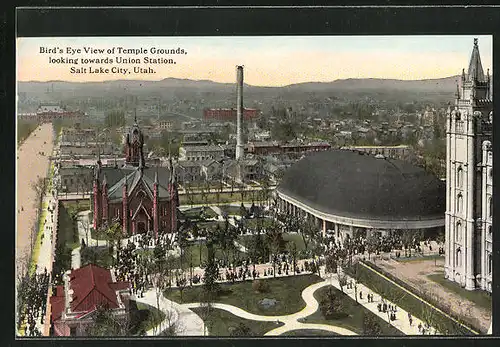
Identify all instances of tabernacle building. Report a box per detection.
[276,149,445,240]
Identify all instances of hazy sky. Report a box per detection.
[17,35,492,87]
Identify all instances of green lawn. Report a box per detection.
[129,301,166,335]
[183,241,247,268]
[190,307,282,336]
[300,285,403,336]
[182,207,219,219]
[29,202,49,275]
[164,274,323,316]
[346,262,475,335]
[237,233,308,253]
[282,233,307,251]
[427,273,492,311]
[244,217,276,230]
[57,201,81,250]
[17,120,38,145]
[219,205,245,216]
[281,329,339,336]
[90,229,111,241]
[197,221,228,231]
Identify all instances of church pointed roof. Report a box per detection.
[106,167,171,201]
[467,38,486,82]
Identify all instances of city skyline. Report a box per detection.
[17,35,492,86]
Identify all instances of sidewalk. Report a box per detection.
[132,288,204,336]
[320,265,439,335]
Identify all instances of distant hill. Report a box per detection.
[18,76,460,107]
[284,76,460,92]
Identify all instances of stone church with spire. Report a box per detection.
[445,38,493,292]
[92,117,179,238]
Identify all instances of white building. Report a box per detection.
[178,145,224,161]
[445,38,493,292]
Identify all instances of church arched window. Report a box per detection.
[488,254,492,275]
[488,225,492,235]
[457,194,463,213]
[456,248,461,267]
[455,221,462,242]
[489,197,493,218]
[456,166,463,188]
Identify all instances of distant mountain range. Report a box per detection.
[19,75,461,93]
[18,76,461,110]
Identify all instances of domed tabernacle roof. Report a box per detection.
[277,150,445,221]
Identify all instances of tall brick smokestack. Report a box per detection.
[236,65,244,161]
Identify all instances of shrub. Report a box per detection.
[320,287,348,319]
[230,322,253,336]
[252,279,270,293]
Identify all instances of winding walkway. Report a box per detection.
[183,279,357,336]
[130,262,442,336]
[132,289,204,336]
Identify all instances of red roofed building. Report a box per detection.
[50,264,130,336]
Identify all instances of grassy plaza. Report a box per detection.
[190,307,283,336]
[165,274,323,316]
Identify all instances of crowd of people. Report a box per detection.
[18,268,50,337]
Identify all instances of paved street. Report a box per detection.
[16,124,54,268]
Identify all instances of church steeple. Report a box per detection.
[97,146,102,168]
[125,114,145,167]
[467,38,486,82]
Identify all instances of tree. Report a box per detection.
[198,301,213,336]
[80,216,91,246]
[297,219,317,253]
[362,312,383,336]
[104,110,126,128]
[286,242,298,274]
[320,287,347,319]
[31,177,46,208]
[203,240,220,301]
[266,225,285,278]
[366,234,379,261]
[85,304,130,336]
[105,222,123,255]
[175,269,188,303]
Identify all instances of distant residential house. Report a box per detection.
[176,160,203,183]
[200,159,223,181]
[50,264,130,337]
[225,159,264,181]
